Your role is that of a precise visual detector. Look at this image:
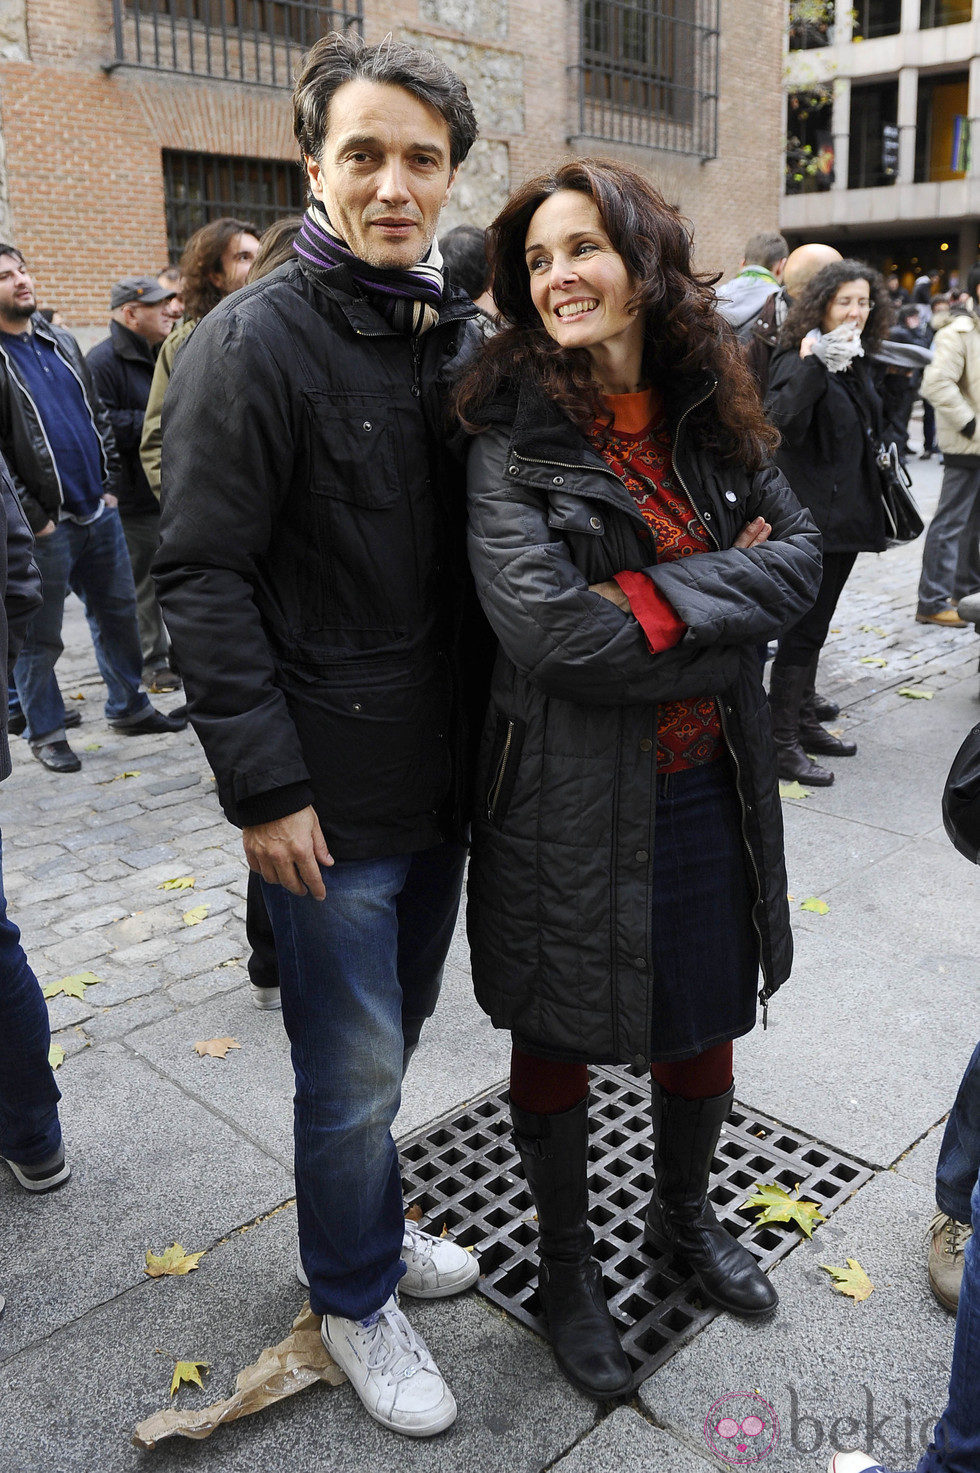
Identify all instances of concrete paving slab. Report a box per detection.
[736,925,973,1167]
[855,673,980,762]
[893,1122,945,1199]
[792,736,953,838]
[0,1043,292,1362]
[638,1170,954,1473]
[780,804,909,899]
[550,1407,714,1472]
[0,1202,597,1473]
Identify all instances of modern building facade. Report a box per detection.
[0,0,784,331]
[783,0,980,285]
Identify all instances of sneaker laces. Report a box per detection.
[403,1219,435,1263]
[360,1304,427,1380]
[929,1211,973,1257]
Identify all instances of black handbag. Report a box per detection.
[943,722,980,865]
[874,440,924,548]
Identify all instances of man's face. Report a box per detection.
[306,78,456,270]
[123,298,175,347]
[209,232,260,297]
[0,253,36,327]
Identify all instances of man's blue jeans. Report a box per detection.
[12,509,151,744]
[0,828,62,1165]
[261,841,466,1321]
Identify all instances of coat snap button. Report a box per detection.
[635,849,649,862]
[508,465,519,476]
[362,421,372,432]
[352,702,362,712]
[639,738,653,752]
[553,475,564,485]
[632,1053,646,1070]
[725,490,738,503]
[590,516,603,531]
[632,955,647,969]
[703,511,712,520]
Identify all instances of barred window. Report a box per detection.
[575,0,719,159]
[111,0,363,87]
[163,151,305,261]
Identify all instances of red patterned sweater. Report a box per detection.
[588,388,723,772]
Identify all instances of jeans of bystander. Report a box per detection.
[261,840,466,1321]
[119,509,169,672]
[0,828,62,1165]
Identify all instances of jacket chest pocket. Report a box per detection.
[303,390,401,509]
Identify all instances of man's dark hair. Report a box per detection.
[178,217,258,322]
[441,224,488,301]
[0,244,25,266]
[743,231,789,272]
[293,32,478,173]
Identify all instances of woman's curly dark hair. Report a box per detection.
[455,158,778,470]
[779,258,894,355]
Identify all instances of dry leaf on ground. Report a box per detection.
[800,897,830,915]
[741,1182,826,1238]
[820,1258,874,1301]
[170,1360,210,1397]
[193,1038,241,1060]
[42,971,101,1001]
[897,688,934,700]
[859,656,887,668]
[48,1042,65,1070]
[102,770,140,783]
[779,781,812,800]
[183,905,209,926]
[69,692,85,701]
[145,1243,206,1278]
[132,1304,344,1448]
[83,743,101,752]
[159,876,196,891]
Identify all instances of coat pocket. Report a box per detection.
[303,390,400,508]
[485,711,526,827]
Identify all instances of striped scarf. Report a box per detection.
[293,200,445,335]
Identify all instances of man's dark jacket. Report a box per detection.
[0,314,119,533]
[0,453,42,779]
[464,376,822,1065]
[86,320,160,516]
[154,256,481,856]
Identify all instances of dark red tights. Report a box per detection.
[509,1040,734,1114]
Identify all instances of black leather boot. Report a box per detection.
[799,657,855,757]
[768,662,834,786]
[645,1082,778,1318]
[511,1098,633,1398]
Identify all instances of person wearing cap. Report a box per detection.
[87,277,180,693]
[0,243,186,771]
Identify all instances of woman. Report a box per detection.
[457,161,821,1398]
[765,261,894,786]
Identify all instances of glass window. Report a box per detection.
[915,72,970,182]
[920,0,972,27]
[848,79,900,189]
[852,0,902,38]
[785,91,835,194]
[163,151,305,261]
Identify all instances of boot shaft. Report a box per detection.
[510,1097,593,1263]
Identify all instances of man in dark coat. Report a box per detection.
[154,34,483,1439]
[0,452,71,1198]
[87,276,179,693]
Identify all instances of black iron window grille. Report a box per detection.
[163,150,305,261]
[109,0,362,88]
[574,0,719,160]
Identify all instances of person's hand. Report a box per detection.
[102,492,118,508]
[36,519,56,537]
[243,806,333,899]
[734,516,771,550]
[589,579,631,611]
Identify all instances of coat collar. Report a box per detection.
[296,254,477,338]
[108,318,155,367]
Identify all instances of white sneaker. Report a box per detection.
[296,1221,480,1299]
[249,983,281,1011]
[321,1296,457,1437]
[828,1453,891,1472]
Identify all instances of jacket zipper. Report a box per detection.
[487,719,515,821]
[0,337,66,510]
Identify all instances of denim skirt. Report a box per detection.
[646,754,760,1062]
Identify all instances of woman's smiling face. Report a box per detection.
[524,190,645,361]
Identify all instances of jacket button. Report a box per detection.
[639,738,653,752]
[590,516,603,531]
[703,511,712,520]
[632,1053,647,1070]
[362,421,372,431]
[553,475,564,485]
[725,491,737,503]
[635,849,649,862]
[352,702,362,712]
[508,465,519,476]
[633,955,647,969]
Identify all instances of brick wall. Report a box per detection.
[0,0,783,328]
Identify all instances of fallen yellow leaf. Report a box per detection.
[194,1037,241,1060]
[183,905,209,926]
[42,971,101,1001]
[741,1182,826,1238]
[779,780,812,800]
[859,656,887,668]
[48,1042,65,1070]
[159,876,196,891]
[170,1360,210,1398]
[69,692,85,701]
[897,687,934,700]
[145,1243,206,1278]
[800,897,830,915]
[820,1258,874,1301]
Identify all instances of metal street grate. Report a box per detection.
[399,1066,874,1391]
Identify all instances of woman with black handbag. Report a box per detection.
[765,259,896,786]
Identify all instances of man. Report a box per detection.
[917,292,980,626]
[140,218,259,498]
[87,276,179,693]
[886,271,910,307]
[157,266,184,321]
[0,246,185,772]
[743,241,843,396]
[155,35,482,1437]
[0,451,69,1195]
[714,230,788,337]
